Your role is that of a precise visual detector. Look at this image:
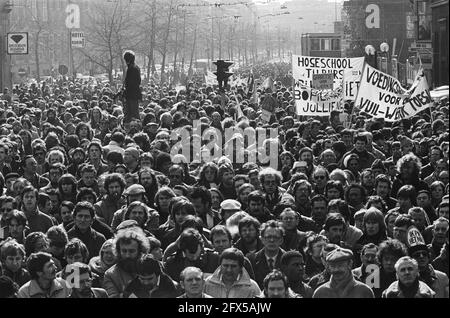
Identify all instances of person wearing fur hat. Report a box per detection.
[313,247,374,298]
[88,239,117,286]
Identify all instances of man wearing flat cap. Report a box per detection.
[313,247,374,298]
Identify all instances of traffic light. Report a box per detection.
[213,60,234,90]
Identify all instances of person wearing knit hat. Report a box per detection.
[406,226,449,298]
[313,247,374,298]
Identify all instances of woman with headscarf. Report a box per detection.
[88,239,117,286]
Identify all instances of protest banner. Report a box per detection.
[292,55,364,100]
[355,64,432,121]
[312,73,334,90]
[294,85,341,116]
[292,55,364,116]
[205,71,216,86]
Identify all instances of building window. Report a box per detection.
[331,39,340,51]
[311,39,320,51]
[321,39,331,51]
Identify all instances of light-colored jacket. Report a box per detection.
[17,278,71,298]
[427,266,449,298]
[204,267,261,298]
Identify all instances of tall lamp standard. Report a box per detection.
[0,0,13,90]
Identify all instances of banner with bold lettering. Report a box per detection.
[355,65,433,121]
[292,55,364,116]
[292,55,365,100]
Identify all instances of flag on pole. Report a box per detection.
[234,94,244,120]
[246,71,254,96]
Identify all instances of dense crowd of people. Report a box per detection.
[0,56,448,298]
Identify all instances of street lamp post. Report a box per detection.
[0,0,13,91]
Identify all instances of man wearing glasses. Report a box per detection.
[248,220,286,288]
[32,144,47,176]
[68,262,108,298]
[0,144,12,176]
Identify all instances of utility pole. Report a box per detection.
[0,0,13,90]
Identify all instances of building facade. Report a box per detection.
[431,0,449,86]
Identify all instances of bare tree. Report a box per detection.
[80,0,141,84]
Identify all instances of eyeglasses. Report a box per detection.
[314,175,326,180]
[264,181,277,186]
[0,208,13,213]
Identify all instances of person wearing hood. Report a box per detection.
[89,239,117,286]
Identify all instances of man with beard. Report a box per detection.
[67,202,106,260]
[313,247,374,298]
[279,208,307,252]
[139,168,158,208]
[103,227,149,298]
[373,239,408,298]
[233,216,263,256]
[18,252,71,298]
[280,251,313,298]
[374,175,398,211]
[94,173,127,227]
[311,195,329,232]
[407,226,449,298]
[68,262,108,298]
[361,168,375,196]
[323,213,346,246]
[352,243,379,288]
[21,186,54,233]
[421,146,443,179]
[110,184,154,231]
[123,147,140,174]
[382,256,435,298]
[204,247,261,298]
[123,254,179,298]
[67,148,86,178]
[259,168,285,211]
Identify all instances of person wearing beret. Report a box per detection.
[313,247,374,298]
